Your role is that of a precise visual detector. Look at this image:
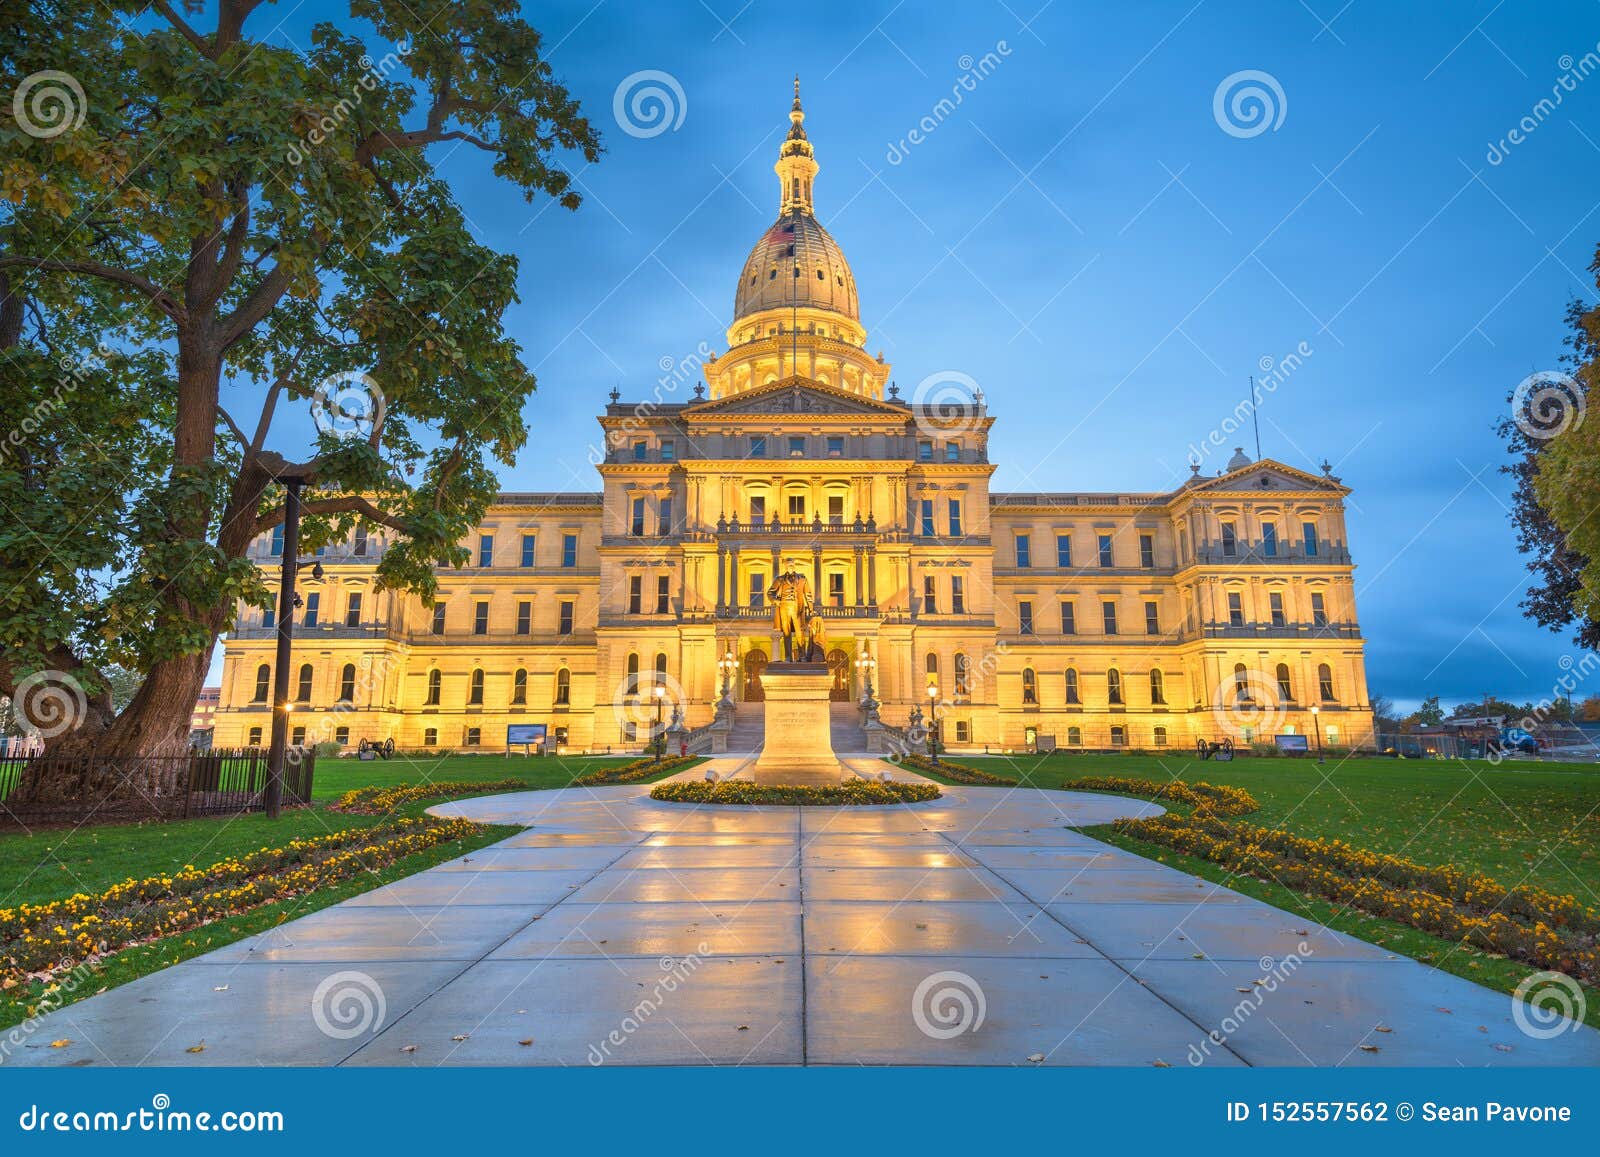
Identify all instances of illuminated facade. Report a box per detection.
[212,86,1374,755]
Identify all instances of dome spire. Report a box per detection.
[776,78,817,215]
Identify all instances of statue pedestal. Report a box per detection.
[751,662,844,786]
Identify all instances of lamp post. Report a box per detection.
[855,649,877,709]
[264,477,305,820]
[717,648,737,708]
[653,682,666,763]
[926,680,940,764]
[1310,705,1325,764]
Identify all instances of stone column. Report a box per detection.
[716,546,727,610]
[812,544,823,608]
[866,546,877,605]
[852,546,864,606]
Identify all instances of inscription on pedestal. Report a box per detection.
[751,663,844,786]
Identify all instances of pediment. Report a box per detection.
[685,375,908,418]
[1190,458,1346,494]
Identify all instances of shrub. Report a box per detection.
[330,779,527,815]
[896,753,1015,785]
[650,780,940,806]
[1057,775,1259,816]
[571,755,697,786]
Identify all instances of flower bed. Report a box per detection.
[0,817,483,984]
[896,754,1016,785]
[330,779,529,814]
[1059,775,1259,816]
[649,780,941,806]
[570,755,697,786]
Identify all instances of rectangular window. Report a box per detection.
[1102,600,1118,635]
[1302,522,1319,556]
[632,440,647,461]
[291,725,307,746]
[1018,600,1034,636]
[1153,726,1168,746]
[828,571,846,607]
[922,574,937,614]
[270,524,284,555]
[558,600,574,635]
[920,500,936,537]
[353,525,368,557]
[423,726,438,747]
[828,494,845,525]
[345,592,362,627]
[1262,523,1278,557]
[656,574,670,615]
[521,533,536,567]
[788,436,805,457]
[1312,592,1328,627]
[628,575,643,614]
[950,576,965,614]
[947,499,963,537]
[827,435,844,456]
[1144,600,1159,635]
[1228,591,1245,627]
[659,498,673,535]
[248,726,263,746]
[1060,601,1076,635]
[432,602,446,635]
[955,720,970,742]
[1110,726,1126,747]
[303,592,319,628]
[262,606,275,629]
[787,494,806,521]
[561,533,577,568]
[750,496,766,526]
[748,573,765,608]
[1097,533,1113,568]
[917,440,933,461]
[478,533,494,567]
[945,440,960,462]
[516,601,531,635]
[1139,533,1154,568]
[659,439,675,462]
[1270,591,1286,627]
[1015,534,1031,568]
[334,725,350,745]
[473,601,489,635]
[1056,534,1071,568]
[630,498,646,536]
[465,726,481,747]
[1221,522,1238,557]
[749,435,767,457]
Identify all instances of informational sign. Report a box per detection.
[506,723,548,753]
[1274,733,1310,755]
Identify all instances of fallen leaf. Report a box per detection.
[451,1034,468,1041]
[1152,1059,1171,1068]
[1375,1025,1393,1033]
[212,985,229,992]
[400,1045,417,1053]
[1358,1045,1380,1053]
[736,1025,750,1031]
[1493,1043,1514,1053]
[1026,1052,1045,1063]
[49,1039,71,1049]
[518,1039,534,1047]
[186,1042,206,1054]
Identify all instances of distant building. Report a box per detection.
[190,686,220,738]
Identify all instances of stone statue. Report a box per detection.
[797,614,828,663]
[767,568,812,661]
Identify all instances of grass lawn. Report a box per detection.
[958,750,1600,1028]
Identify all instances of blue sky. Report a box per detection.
[250,0,1600,709]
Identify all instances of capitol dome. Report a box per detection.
[730,79,860,326]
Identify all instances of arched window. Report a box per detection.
[654,652,668,688]
[253,663,270,703]
[953,653,970,697]
[425,668,441,706]
[1276,663,1293,702]
[1107,668,1124,706]
[925,652,939,678]
[1318,663,1336,702]
[339,663,356,703]
[555,667,572,706]
[468,668,485,706]
[1021,667,1038,705]
[626,652,640,696]
[1149,668,1165,705]
[295,663,313,702]
[1234,662,1251,702]
[1062,668,1079,704]
[512,668,528,705]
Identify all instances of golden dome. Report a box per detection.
[731,78,860,326]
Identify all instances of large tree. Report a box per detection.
[0,0,600,792]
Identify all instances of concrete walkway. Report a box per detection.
[10,760,1600,1067]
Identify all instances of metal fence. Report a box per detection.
[0,747,316,824]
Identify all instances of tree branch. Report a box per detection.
[0,257,186,322]
[255,495,407,536]
[151,0,212,56]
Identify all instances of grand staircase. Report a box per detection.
[724,704,766,752]
[830,701,870,753]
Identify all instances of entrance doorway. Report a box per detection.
[742,650,769,702]
[827,649,852,701]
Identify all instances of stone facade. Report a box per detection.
[212,86,1374,756]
